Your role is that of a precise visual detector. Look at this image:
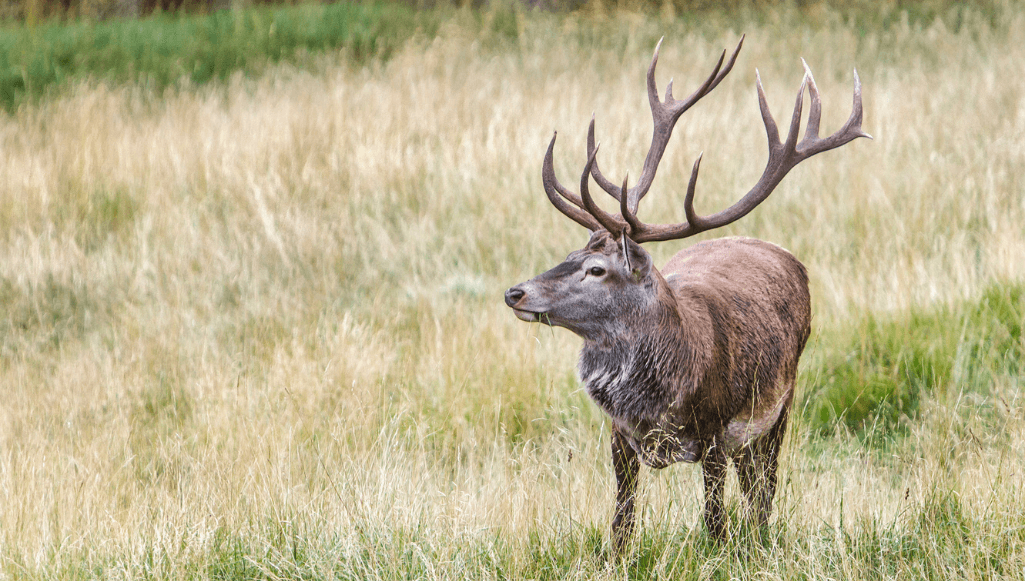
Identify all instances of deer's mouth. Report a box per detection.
[513,308,552,325]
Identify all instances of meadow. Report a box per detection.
[1,1,1025,579]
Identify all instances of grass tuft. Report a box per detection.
[805,282,1025,436]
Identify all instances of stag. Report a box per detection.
[504,37,868,552]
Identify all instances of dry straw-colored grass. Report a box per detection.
[1,4,1025,578]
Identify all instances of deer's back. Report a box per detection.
[662,236,811,450]
[663,236,810,323]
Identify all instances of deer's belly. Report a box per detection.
[613,419,702,469]
[718,393,789,452]
[611,389,788,468]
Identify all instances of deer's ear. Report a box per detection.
[620,232,632,273]
[622,235,651,282]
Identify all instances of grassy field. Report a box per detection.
[2,1,1025,579]
[0,1,440,112]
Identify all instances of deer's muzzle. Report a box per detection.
[505,285,544,322]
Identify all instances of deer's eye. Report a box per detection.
[588,266,606,277]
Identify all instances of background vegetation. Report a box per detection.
[1,0,1024,579]
[0,1,441,111]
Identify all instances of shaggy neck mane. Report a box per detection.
[578,276,700,422]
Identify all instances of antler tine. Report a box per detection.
[542,132,603,231]
[793,66,871,156]
[700,35,744,95]
[670,35,744,112]
[682,153,704,230]
[625,62,868,243]
[645,36,667,113]
[580,143,627,234]
[756,70,781,150]
[802,60,822,141]
[586,116,622,202]
[784,74,808,153]
[587,38,745,214]
[797,67,873,153]
[620,173,642,235]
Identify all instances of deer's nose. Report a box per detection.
[505,286,526,307]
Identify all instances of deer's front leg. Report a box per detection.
[611,427,639,556]
[701,439,728,540]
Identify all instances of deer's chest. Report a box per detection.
[580,351,701,469]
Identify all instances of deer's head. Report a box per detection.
[505,230,654,340]
[505,37,869,340]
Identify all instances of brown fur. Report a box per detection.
[505,231,810,552]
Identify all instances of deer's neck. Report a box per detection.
[578,277,702,423]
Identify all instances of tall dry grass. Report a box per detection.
[1,5,1025,578]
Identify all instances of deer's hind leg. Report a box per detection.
[734,406,789,525]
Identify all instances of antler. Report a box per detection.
[541,39,871,243]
